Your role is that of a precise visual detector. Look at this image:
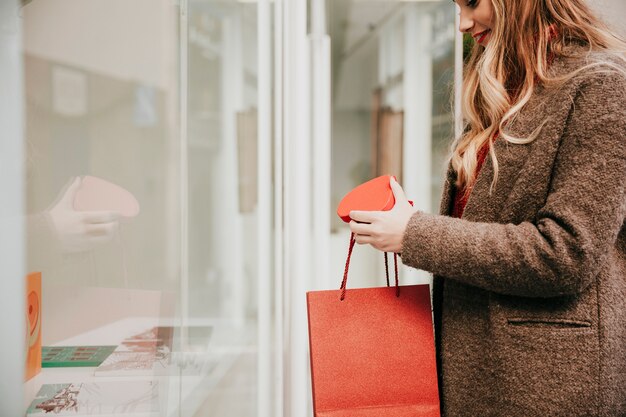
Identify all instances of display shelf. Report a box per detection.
[24,316,253,417]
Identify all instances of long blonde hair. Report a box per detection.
[452,0,626,193]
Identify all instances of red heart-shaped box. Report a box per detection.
[337,175,395,223]
[73,175,140,218]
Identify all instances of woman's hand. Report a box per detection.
[47,177,121,253]
[349,177,416,253]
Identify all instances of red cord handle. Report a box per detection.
[340,233,399,300]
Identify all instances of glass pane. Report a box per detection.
[184,1,273,416]
[329,1,457,286]
[21,0,275,415]
[22,0,181,413]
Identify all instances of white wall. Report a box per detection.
[590,0,626,37]
[22,0,175,89]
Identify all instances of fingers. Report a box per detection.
[82,211,121,224]
[350,210,378,223]
[350,220,379,247]
[390,177,408,204]
[349,220,373,235]
[354,234,375,245]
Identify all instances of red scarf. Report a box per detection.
[451,133,495,219]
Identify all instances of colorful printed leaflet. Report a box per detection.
[94,327,174,376]
[26,381,159,416]
[94,326,212,376]
[42,346,117,368]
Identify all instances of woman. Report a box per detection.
[349,0,626,415]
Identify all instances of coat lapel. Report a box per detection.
[461,85,563,222]
[462,138,532,222]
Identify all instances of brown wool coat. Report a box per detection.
[401,48,626,417]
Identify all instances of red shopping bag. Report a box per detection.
[307,234,440,417]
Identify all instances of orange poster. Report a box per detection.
[25,272,42,381]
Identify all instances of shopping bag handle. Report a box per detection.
[339,232,399,301]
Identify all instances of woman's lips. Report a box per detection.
[474,29,491,44]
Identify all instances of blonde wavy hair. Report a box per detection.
[452,0,626,193]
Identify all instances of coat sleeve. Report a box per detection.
[400,69,626,298]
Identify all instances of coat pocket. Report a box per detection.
[506,317,592,331]
[490,290,600,416]
[495,320,599,416]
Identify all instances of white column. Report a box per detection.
[403,5,432,285]
[284,0,312,414]
[273,0,285,416]
[310,0,331,292]
[219,11,245,323]
[0,1,25,415]
[257,0,272,415]
[378,26,388,86]
[165,0,181,290]
[178,0,190,344]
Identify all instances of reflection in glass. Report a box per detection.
[22,0,180,415]
[330,1,457,286]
